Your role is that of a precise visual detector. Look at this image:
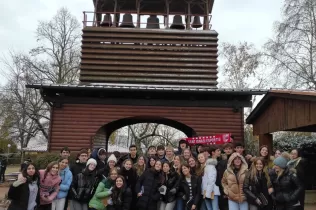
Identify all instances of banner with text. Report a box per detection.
[184,134,232,145]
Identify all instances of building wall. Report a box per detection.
[253,98,316,135]
[49,104,243,152]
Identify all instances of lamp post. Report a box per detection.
[7,144,11,161]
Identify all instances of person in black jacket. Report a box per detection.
[288,148,307,210]
[111,175,133,210]
[271,156,303,210]
[160,162,180,210]
[135,160,163,210]
[177,162,201,210]
[243,157,273,210]
[7,163,40,210]
[119,159,138,209]
[70,158,100,210]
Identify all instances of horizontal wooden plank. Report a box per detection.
[79,76,216,84]
[81,48,217,57]
[82,43,218,52]
[80,65,218,73]
[82,32,218,41]
[82,27,218,37]
[82,37,216,45]
[81,54,217,63]
[80,71,217,79]
[80,60,215,67]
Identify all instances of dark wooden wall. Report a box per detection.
[253,98,316,135]
[80,27,218,87]
[49,104,243,152]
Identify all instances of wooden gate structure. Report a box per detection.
[246,89,316,152]
[27,0,266,152]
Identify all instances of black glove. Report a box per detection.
[169,188,176,195]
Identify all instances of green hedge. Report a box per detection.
[33,153,78,169]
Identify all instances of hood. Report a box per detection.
[206,158,218,166]
[98,148,106,156]
[227,152,248,173]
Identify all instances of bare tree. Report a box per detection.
[0,54,42,161]
[264,0,316,89]
[219,42,264,89]
[22,7,81,84]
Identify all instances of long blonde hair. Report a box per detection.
[249,157,271,185]
[134,156,146,176]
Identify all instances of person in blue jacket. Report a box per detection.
[52,157,73,210]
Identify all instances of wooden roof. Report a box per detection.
[93,0,215,15]
[246,89,316,124]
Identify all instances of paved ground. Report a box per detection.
[0,186,314,210]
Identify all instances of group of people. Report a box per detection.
[7,140,306,210]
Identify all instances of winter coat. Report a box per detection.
[243,170,272,209]
[177,175,201,206]
[202,158,220,199]
[7,176,40,210]
[216,153,231,195]
[70,161,86,178]
[135,169,162,210]
[39,170,61,205]
[161,171,180,203]
[71,169,100,203]
[221,152,248,203]
[119,167,138,191]
[89,181,112,210]
[112,187,133,210]
[157,156,168,163]
[56,166,72,199]
[270,167,303,210]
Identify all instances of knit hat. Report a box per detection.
[86,158,97,167]
[273,156,288,169]
[107,154,117,164]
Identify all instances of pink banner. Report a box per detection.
[184,134,232,145]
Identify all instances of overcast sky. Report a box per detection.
[0,0,283,86]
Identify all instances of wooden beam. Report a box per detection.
[259,133,273,153]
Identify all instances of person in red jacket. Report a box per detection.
[38,161,61,210]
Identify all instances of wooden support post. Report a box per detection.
[186,2,191,30]
[205,0,210,30]
[259,133,273,153]
[165,0,170,29]
[113,0,118,27]
[136,0,141,28]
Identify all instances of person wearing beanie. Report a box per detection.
[270,156,303,210]
[103,154,118,177]
[70,158,99,210]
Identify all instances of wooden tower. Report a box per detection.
[27,0,266,152]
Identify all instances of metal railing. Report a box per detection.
[82,11,212,30]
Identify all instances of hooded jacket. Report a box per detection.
[56,166,73,199]
[221,152,248,203]
[39,169,61,205]
[88,180,113,210]
[202,158,220,199]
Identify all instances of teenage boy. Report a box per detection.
[156,145,167,163]
[165,146,175,162]
[118,144,139,166]
[60,147,71,159]
[234,142,245,156]
[147,145,157,157]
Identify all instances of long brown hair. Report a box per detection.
[42,161,59,182]
[134,156,146,176]
[249,157,270,185]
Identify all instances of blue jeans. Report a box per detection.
[228,200,248,210]
[175,198,183,210]
[200,196,219,210]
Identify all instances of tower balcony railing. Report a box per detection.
[82,11,212,30]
